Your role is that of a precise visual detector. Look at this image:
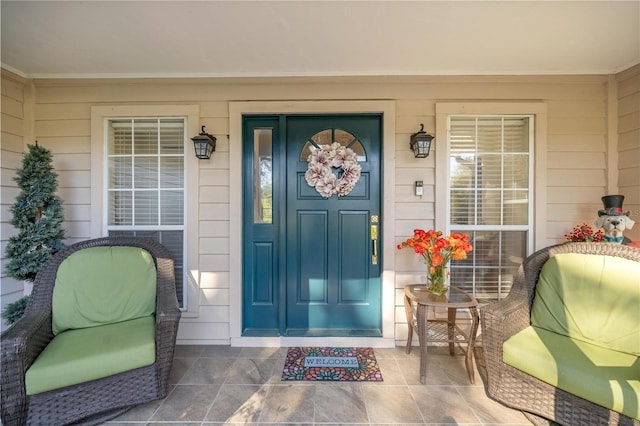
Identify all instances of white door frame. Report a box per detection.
[229,101,397,347]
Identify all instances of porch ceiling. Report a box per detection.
[1,1,639,79]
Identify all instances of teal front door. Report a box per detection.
[242,114,382,336]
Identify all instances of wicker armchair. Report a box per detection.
[481,242,640,426]
[1,236,182,426]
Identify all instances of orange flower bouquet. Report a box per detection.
[398,229,473,295]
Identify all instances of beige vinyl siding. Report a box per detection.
[14,73,624,345]
[617,64,640,242]
[33,101,92,246]
[189,102,230,342]
[393,100,435,343]
[545,87,609,245]
[1,71,26,330]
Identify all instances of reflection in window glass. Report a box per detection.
[311,129,332,146]
[133,119,158,155]
[300,142,316,162]
[450,117,530,227]
[348,141,366,162]
[449,115,532,302]
[134,157,158,189]
[254,129,273,224]
[160,119,186,154]
[334,129,357,146]
[451,230,526,301]
[107,118,185,307]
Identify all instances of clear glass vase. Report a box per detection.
[426,265,449,295]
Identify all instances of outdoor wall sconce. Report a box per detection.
[191,126,216,159]
[410,124,434,158]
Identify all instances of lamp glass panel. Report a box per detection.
[412,137,431,157]
[194,142,203,158]
[194,140,212,158]
[418,139,431,155]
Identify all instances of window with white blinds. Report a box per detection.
[448,116,533,301]
[107,118,185,307]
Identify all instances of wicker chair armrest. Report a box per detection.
[1,311,53,366]
[155,285,181,339]
[481,256,535,397]
[482,297,530,344]
[1,311,53,424]
[154,286,181,399]
[481,297,531,396]
[156,293,182,319]
[154,249,181,318]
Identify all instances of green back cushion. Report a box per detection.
[52,246,157,335]
[531,253,640,356]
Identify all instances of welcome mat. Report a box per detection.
[281,347,383,381]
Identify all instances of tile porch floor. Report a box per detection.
[106,344,533,425]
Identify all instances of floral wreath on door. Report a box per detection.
[305,142,361,198]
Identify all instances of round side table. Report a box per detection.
[404,284,480,384]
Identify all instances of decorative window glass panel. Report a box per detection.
[254,129,273,224]
[300,128,367,162]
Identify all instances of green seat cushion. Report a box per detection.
[52,246,157,335]
[26,316,156,395]
[504,326,640,420]
[531,253,640,356]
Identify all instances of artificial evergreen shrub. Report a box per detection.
[1,296,29,325]
[3,143,65,324]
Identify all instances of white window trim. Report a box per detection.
[91,105,201,315]
[435,102,548,252]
